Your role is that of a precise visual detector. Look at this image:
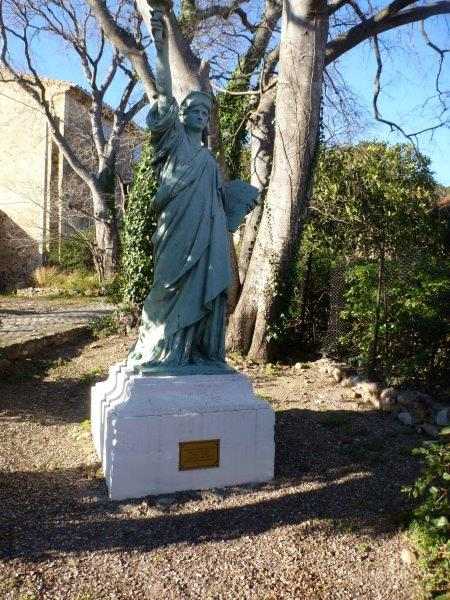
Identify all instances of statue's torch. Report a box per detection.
[135,0,168,49]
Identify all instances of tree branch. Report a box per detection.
[420,20,449,113]
[371,34,448,148]
[123,94,148,123]
[234,7,257,32]
[326,1,450,64]
[237,0,281,82]
[136,0,208,97]
[196,0,250,21]
[0,7,99,190]
[263,45,279,83]
[371,34,413,143]
[327,0,352,17]
[85,0,157,99]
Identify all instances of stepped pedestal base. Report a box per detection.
[91,367,275,500]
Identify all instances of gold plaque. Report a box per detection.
[179,439,220,471]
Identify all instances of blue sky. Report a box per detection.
[7,6,450,186]
[334,17,449,185]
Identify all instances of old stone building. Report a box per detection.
[0,76,142,291]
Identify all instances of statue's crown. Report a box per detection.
[180,91,213,113]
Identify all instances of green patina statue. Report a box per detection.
[127,7,259,375]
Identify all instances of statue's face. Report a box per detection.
[182,104,209,133]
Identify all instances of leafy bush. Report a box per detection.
[48,230,95,272]
[90,302,137,337]
[217,79,251,180]
[339,257,450,383]
[292,142,449,385]
[90,313,120,338]
[102,274,124,304]
[287,235,336,352]
[121,139,158,308]
[404,432,450,598]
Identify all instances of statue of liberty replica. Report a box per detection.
[91,4,274,501]
[127,6,259,375]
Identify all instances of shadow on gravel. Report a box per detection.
[0,333,97,425]
[0,405,422,562]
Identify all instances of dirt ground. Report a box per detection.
[0,331,424,599]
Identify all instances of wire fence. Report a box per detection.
[294,251,449,386]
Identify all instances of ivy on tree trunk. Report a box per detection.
[121,140,158,308]
[227,0,328,360]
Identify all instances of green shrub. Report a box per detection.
[59,269,100,295]
[48,229,95,271]
[338,257,450,383]
[217,77,251,180]
[121,139,158,308]
[404,432,450,598]
[90,313,120,338]
[287,239,335,352]
[103,273,124,304]
[292,142,449,385]
[90,303,137,337]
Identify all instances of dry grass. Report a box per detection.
[32,266,100,295]
[33,265,60,287]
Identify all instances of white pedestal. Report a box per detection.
[91,367,275,500]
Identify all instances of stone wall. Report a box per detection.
[0,82,49,285]
[0,210,40,291]
[59,90,95,235]
[0,79,142,288]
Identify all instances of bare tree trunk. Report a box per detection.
[227,0,328,360]
[369,245,385,375]
[91,185,119,282]
[238,88,275,283]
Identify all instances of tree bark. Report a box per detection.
[237,87,275,283]
[91,184,119,282]
[227,0,328,360]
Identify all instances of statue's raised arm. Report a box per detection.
[150,6,172,114]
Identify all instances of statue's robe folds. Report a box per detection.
[128,100,232,373]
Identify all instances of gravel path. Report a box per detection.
[0,297,114,348]
[0,332,423,600]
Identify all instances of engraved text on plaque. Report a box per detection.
[179,439,220,470]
